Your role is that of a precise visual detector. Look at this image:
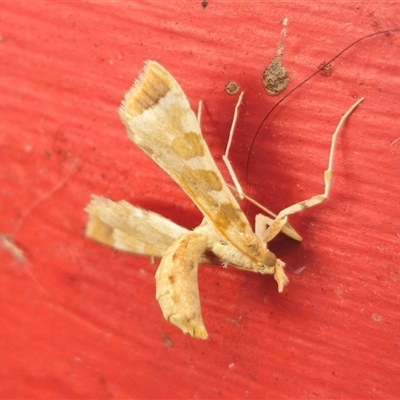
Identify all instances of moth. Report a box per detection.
[85,61,363,339]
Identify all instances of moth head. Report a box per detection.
[262,249,277,269]
[262,251,289,293]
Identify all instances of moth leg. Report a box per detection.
[198,93,301,241]
[255,213,302,242]
[199,95,256,205]
[197,100,203,126]
[155,230,209,340]
[255,215,289,291]
[262,97,365,243]
[257,214,290,243]
[221,92,302,241]
[222,91,246,199]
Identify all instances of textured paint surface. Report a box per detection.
[1,2,399,399]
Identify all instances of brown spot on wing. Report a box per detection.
[177,168,258,253]
[197,169,222,191]
[215,202,248,231]
[85,216,114,247]
[180,167,223,193]
[172,132,205,160]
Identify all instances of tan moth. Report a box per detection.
[85,61,363,339]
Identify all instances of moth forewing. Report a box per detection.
[119,61,280,277]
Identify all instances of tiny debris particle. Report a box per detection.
[319,62,333,77]
[294,266,306,275]
[372,313,382,322]
[1,234,27,263]
[162,333,174,348]
[225,81,240,95]
[263,57,289,96]
[201,0,208,8]
[262,17,290,96]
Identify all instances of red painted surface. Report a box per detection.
[1,2,399,399]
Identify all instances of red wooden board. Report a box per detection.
[1,2,399,398]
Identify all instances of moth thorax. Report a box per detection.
[263,250,277,268]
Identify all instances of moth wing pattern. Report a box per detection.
[119,61,267,267]
[85,195,189,257]
[85,195,219,264]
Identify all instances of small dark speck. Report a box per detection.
[318,62,333,77]
[162,333,174,348]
